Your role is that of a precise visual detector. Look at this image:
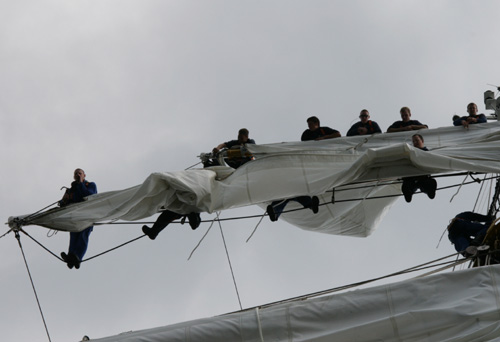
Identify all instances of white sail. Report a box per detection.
[90,264,500,342]
[9,122,500,237]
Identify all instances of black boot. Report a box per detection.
[402,182,413,203]
[70,253,81,269]
[187,213,201,230]
[311,196,319,214]
[267,205,277,222]
[61,252,74,269]
[142,225,159,240]
[426,178,437,199]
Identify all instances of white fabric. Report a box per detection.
[91,265,500,342]
[9,122,500,236]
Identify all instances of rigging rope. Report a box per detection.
[13,231,52,342]
[246,211,266,243]
[0,229,12,240]
[488,176,500,218]
[188,212,219,261]
[184,161,202,170]
[18,228,146,265]
[21,229,62,261]
[449,173,481,203]
[228,252,465,313]
[82,235,146,263]
[472,174,487,213]
[21,200,60,223]
[217,213,243,311]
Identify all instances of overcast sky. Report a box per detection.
[2,1,500,341]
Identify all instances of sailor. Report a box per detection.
[266,116,335,222]
[346,109,382,136]
[142,210,201,240]
[387,107,428,133]
[59,168,97,269]
[205,128,256,168]
[401,134,437,203]
[301,116,341,141]
[453,102,487,128]
[448,211,493,256]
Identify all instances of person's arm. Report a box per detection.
[371,122,382,134]
[386,122,403,133]
[453,117,466,127]
[471,114,487,124]
[346,123,359,136]
[58,189,71,207]
[409,121,428,130]
[316,127,341,140]
[301,130,310,141]
[317,129,341,140]
[410,124,428,130]
[213,142,228,153]
[74,181,97,197]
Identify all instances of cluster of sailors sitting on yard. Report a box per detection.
[59,102,491,269]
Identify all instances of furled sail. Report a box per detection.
[8,122,500,237]
[90,264,500,342]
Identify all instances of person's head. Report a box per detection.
[412,134,424,148]
[400,107,411,122]
[467,102,478,116]
[74,168,86,181]
[306,116,320,131]
[237,128,249,143]
[359,109,370,123]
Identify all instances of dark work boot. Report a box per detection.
[402,182,413,203]
[187,213,201,230]
[142,225,158,240]
[267,205,277,222]
[70,253,81,270]
[61,252,74,269]
[311,196,319,214]
[427,178,437,199]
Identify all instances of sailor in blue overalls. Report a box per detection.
[59,168,97,269]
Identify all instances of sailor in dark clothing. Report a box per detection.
[142,210,201,240]
[213,128,255,152]
[453,102,487,128]
[267,116,335,222]
[301,116,341,141]
[401,134,437,203]
[59,168,97,269]
[346,109,382,136]
[205,128,255,169]
[387,107,428,133]
[448,212,493,256]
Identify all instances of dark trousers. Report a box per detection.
[151,210,183,235]
[402,176,435,196]
[69,226,93,261]
[270,196,312,220]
